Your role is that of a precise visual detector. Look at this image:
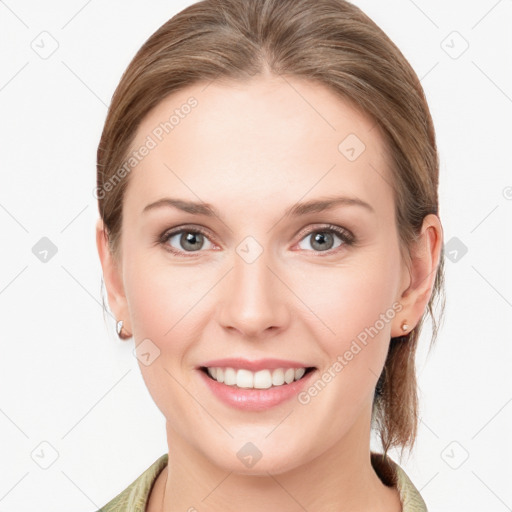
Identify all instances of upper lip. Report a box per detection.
[199,358,314,372]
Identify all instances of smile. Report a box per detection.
[201,366,315,389]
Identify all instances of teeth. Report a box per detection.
[272,368,285,386]
[295,368,306,380]
[205,366,310,389]
[224,367,237,386]
[284,368,295,384]
[254,369,272,389]
[237,369,254,388]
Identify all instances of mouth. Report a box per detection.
[199,365,316,389]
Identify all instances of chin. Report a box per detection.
[201,436,308,476]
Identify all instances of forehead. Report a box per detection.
[125,76,394,220]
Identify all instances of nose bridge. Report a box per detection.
[234,243,273,300]
[220,236,288,336]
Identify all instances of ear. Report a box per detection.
[391,214,443,337]
[95,218,131,334]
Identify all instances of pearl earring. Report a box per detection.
[116,320,124,335]
[401,321,409,332]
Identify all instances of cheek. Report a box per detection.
[293,256,402,429]
[122,253,205,422]
[123,249,201,340]
[301,248,402,383]
[304,254,400,337]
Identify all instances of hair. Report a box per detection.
[97,0,445,460]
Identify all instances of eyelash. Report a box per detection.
[157,224,356,258]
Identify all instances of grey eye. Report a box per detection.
[298,230,344,252]
[166,230,214,252]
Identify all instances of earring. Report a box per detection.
[401,321,410,332]
[115,319,131,340]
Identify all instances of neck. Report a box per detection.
[153,408,402,512]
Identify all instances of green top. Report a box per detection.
[98,452,428,511]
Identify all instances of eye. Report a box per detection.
[158,223,355,257]
[160,226,216,255]
[296,225,354,254]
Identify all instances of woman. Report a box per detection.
[95,0,444,510]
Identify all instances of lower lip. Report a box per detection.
[198,368,316,411]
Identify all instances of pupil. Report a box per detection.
[312,232,333,251]
[182,232,203,251]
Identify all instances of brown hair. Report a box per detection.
[97,0,445,459]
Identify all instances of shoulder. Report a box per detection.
[371,452,428,512]
[95,453,168,512]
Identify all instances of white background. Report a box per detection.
[0,0,511,510]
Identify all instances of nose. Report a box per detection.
[218,245,290,339]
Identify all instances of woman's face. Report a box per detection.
[105,75,414,473]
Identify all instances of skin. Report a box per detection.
[97,73,443,512]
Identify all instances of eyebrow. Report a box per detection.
[143,195,375,220]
